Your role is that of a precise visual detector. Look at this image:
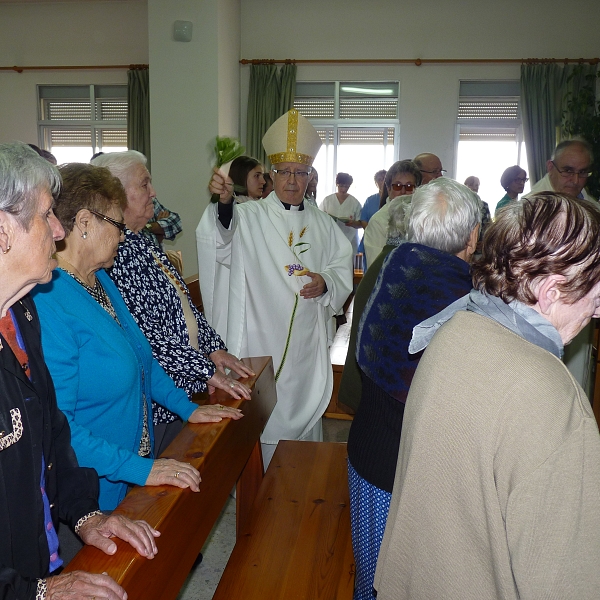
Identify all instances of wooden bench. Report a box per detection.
[183,273,204,313]
[326,298,355,420]
[64,356,276,600]
[212,440,355,600]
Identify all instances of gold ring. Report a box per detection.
[175,471,180,478]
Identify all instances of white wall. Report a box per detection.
[239,0,599,192]
[0,0,148,144]
[1,0,598,274]
[240,0,599,60]
[147,0,240,273]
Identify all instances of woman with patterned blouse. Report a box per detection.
[33,163,244,510]
[91,151,253,454]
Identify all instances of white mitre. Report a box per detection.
[262,109,322,167]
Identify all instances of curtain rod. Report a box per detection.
[0,64,148,73]
[240,58,600,66]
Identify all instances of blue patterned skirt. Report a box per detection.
[348,459,392,600]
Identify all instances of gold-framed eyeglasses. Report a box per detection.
[271,168,312,180]
[551,162,592,179]
[89,209,127,233]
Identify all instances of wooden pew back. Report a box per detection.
[213,440,355,600]
[64,356,276,600]
[183,274,203,312]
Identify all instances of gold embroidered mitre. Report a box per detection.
[262,109,322,166]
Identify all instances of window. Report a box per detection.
[455,81,529,214]
[294,81,399,204]
[38,85,127,164]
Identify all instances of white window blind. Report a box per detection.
[458,99,519,121]
[49,130,93,147]
[294,99,335,119]
[457,81,522,142]
[38,84,127,153]
[338,127,395,144]
[339,98,397,119]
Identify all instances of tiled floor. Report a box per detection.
[177,417,352,600]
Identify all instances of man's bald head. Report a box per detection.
[414,153,445,184]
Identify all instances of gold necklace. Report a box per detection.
[56,255,96,288]
[151,252,188,295]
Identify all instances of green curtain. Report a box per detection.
[127,67,151,170]
[246,63,297,167]
[521,63,596,184]
[278,63,297,117]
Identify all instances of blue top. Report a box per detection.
[360,193,381,223]
[358,193,382,265]
[33,269,197,510]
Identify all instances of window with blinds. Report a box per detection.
[38,85,127,163]
[458,97,521,142]
[455,80,529,213]
[293,81,399,201]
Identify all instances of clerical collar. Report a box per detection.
[280,200,304,211]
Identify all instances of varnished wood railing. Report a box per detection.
[64,356,276,600]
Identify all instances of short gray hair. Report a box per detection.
[407,177,481,254]
[0,141,61,230]
[387,196,411,239]
[91,150,147,187]
[552,138,594,163]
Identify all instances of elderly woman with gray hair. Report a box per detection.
[375,193,600,599]
[0,143,163,600]
[346,178,481,600]
[91,151,254,453]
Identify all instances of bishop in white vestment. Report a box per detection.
[197,110,353,463]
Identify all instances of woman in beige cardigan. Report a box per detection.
[375,193,600,600]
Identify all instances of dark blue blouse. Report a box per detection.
[110,231,225,425]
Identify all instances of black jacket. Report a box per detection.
[0,295,99,599]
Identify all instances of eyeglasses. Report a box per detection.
[551,162,592,179]
[389,182,416,193]
[419,168,447,176]
[513,177,529,183]
[89,209,127,233]
[271,168,312,180]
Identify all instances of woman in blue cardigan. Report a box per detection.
[33,164,243,511]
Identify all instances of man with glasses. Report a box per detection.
[526,139,595,406]
[527,139,594,200]
[414,153,446,184]
[197,109,353,467]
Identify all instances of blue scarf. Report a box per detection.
[409,289,564,358]
[356,243,472,402]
